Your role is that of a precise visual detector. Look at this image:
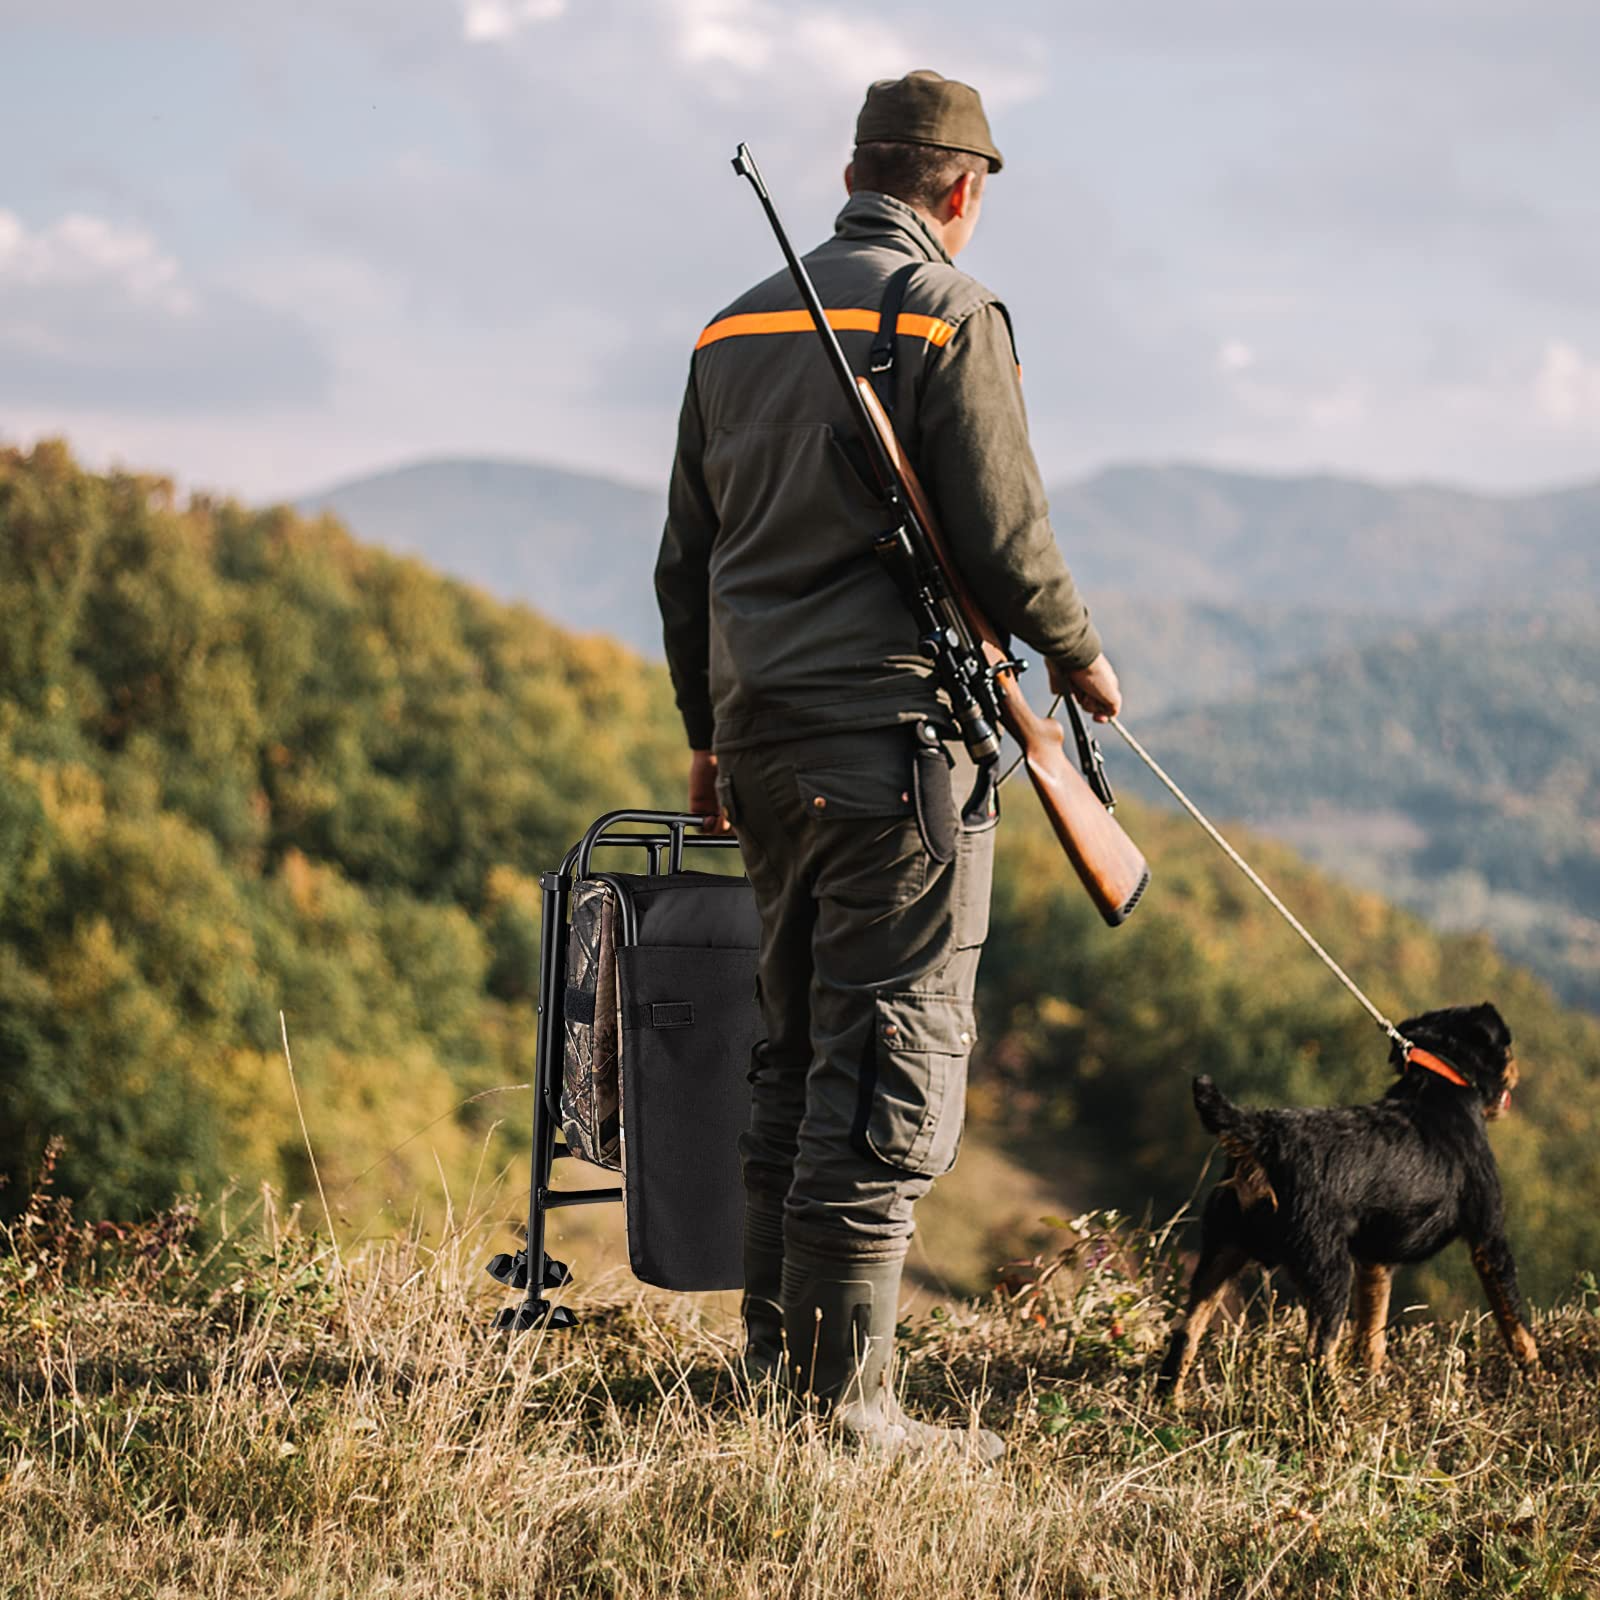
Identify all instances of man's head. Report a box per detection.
[844,69,1001,257]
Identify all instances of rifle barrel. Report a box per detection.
[730,143,900,499]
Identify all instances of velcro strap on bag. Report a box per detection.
[625,1000,696,1030]
[563,985,596,1024]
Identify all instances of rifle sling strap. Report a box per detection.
[869,262,921,415]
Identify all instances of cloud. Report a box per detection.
[11,1,1600,496]
[0,208,329,414]
[660,0,1043,103]
[1534,340,1600,429]
[1218,362,1372,435]
[459,0,565,43]
[0,210,189,311]
[1217,339,1254,373]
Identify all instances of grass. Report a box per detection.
[4,1174,1599,1600]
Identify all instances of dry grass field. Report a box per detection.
[4,1171,1599,1600]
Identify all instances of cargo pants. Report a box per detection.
[714,721,995,1252]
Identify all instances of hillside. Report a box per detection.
[298,457,668,660]
[6,441,1599,1316]
[1051,596,1389,715]
[1,441,685,1222]
[6,1195,1598,1599]
[1124,614,1600,1010]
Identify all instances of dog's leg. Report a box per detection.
[1157,1244,1248,1399]
[1469,1236,1539,1371]
[1299,1250,1353,1373]
[1351,1261,1393,1373]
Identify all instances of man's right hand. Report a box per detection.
[1049,652,1123,722]
[688,748,733,834]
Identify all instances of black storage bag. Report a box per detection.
[568,870,760,1291]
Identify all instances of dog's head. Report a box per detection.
[1390,1002,1518,1118]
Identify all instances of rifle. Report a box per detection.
[731,143,1149,926]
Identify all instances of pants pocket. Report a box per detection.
[796,740,926,912]
[855,990,976,1177]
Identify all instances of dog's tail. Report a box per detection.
[1192,1076,1279,1211]
[1192,1075,1242,1136]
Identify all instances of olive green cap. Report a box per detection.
[855,68,1003,173]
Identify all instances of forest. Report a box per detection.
[4,440,1598,1310]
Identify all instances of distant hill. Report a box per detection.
[1082,596,1389,714]
[1052,463,1600,614]
[298,458,668,659]
[1126,612,1600,1010]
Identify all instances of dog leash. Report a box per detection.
[999,698,1417,1060]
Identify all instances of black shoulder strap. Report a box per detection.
[991,299,1020,368]
[868,262,920,415]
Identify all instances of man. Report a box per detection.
[655,69,1121,1459]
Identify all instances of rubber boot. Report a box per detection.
[781,1239,1004,1462]
[738,1189,786,1391]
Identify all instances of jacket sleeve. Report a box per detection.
[654,364,718,749]
[915,302,1102,673]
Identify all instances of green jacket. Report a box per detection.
[655,189,1102,752]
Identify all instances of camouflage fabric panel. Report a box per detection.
[560,881,623,1170]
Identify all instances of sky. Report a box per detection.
[2,0,1599,501]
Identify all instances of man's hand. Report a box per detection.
[689,749,732,834]
[1048,652,1123,723]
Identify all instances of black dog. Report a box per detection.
[1158,1003,1537,1397]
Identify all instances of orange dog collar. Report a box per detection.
[1406,1046,1471,1088]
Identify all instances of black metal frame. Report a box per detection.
[486,810,742,1331]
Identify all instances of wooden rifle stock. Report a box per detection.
[856,378,1150,925]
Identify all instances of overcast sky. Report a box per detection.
[3,0,1598,500]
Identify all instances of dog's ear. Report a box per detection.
[1474,1001,1512,1054]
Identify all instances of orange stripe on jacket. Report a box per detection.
[695,309,957,351]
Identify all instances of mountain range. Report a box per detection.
[299,455,1600,1008]
[1050,464,1600,615]
[300,455,1600,656]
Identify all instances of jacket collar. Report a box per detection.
[832,190,952,266]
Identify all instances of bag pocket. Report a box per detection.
[856,990,976,1178]
[617,944,760,1291]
